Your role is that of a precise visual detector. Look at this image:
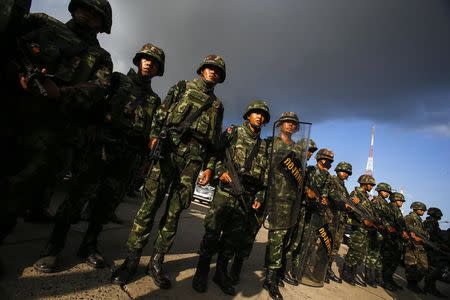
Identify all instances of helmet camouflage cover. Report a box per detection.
[410,201,427,211]
[315,148,334,162]
[427,207,443,217]
[357,174,376,185]
[375,182,392,193]
[196,54,226,83]
[132,43,165,76]
[277,112,299,124]
[69,0,112,34]
[242,100,270,123]
[334,161,352,175]
[389,192,405,202]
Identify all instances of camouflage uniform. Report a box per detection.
[38,44,164,270]
[192,100,270,296]
[10,0,112,250]
[404,203,429,290]
[423,208,447,295]
[381,192,406,290]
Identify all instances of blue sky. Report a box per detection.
[31,0,450,227]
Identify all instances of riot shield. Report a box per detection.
[263,120,311,230]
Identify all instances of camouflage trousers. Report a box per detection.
[286,204,308,267]
[344,226,369,267]
[365,230,383,270]
[127,150,202,254]
[200,187,260,260]
[265,229,290,269]
[404,244,428,283]
[327,212,346,267]
[381,234,403,278]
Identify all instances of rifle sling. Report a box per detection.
[243,138,262,172]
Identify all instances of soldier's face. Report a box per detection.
[72,6,104,33]
[337,171,349,180]
[280,121,298,135]
[139,57,159,78]
[379,191,390,198]
[201,66,221,84]
[248,112,265,128]
[395,200,404,208]
[362,183,374,192]
[307,151,313,160]
[416,209,425,216]
[318,159,332,170]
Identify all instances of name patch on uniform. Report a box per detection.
[279,151,304,188]
[317,225,333,258]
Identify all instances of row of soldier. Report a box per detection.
[1,1,449,299]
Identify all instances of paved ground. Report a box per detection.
[1,190,449,299]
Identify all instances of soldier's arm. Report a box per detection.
[204,102,224,171]
[149,82,181,139]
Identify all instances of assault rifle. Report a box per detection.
[339,196,385,229]
[409,228,450,258]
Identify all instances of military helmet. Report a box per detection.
[357,174,376,185]
[389,192,405,202]
[308,139,318,153]
[410,201,427,211]
[196,54,226,83]
[334,161,352,175]
[375,182,392,193]
[277,112,299,124]
[428,207,443,218]
[132,43,165,76]
[315,148,334,162]
[242,100,270,123]
[68,0,112,34]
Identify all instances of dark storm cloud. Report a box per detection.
[32,0,450,133]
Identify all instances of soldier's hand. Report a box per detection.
[363,219,374,227]
[321,197,328,206]
[306,187,317,199]
[149,137,158,150]
[410,232,423,243]
[198,169,212,186]
[402,231,409,240]
[20,75,29,90]
[344,203,354,211]
[252,200,261,210]
[219,172,232,183]
[352,197,360,205]
[387,226,396,233]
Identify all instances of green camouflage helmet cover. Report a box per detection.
[375,182,392,193]
[410,201,427,211]
[357,174,376,185]
[277,112,299,125]
[196,54,226,83]
[132,43,165,76]
[389,192,405,202]
[427,207,443,218]
[242,100,271,123]
[69,0,112,34]
[315,148,334,162]
[334,161,352,175]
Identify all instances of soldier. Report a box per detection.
[283,139,318,286]
[262,112,305,300]
[325,161,353,284]
[4,0,112,243]
[365,182,392,287]
[191,100,269,296]
[404,201,429,293]
[341,174,376,287]
[423,207,448,297]
[112,54,225,289]
[33,43,164,273]
[381,192,408,291]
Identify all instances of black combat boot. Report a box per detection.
[327,267,342,283]
[277,265,285,287]
[390,277,403,291]
[354,267,367,287]
[263,269,283,300]
[365,268,377,288]
[212,255,235,296]
[341,264,356,286]
[77,223,105,269]
[229,256,244,285]
[407,280,424,294]
[33,221,70,273]
[283,265,299,286]
[111,248,142,286]
[424,279,446,298]
[374,269,384,286]
[146,253,171,289]
[381,274,397,292]
[192,254,212,293]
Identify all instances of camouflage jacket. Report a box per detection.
[327,175,349,212]
[304,165,332,215]
[104,68,160,149]
[15,14,112,126]
[215,121,269,203]
[405,211,429,247]
[150,77,223,168]
[265,136,304,228]
[424,217,445,244]
[349,186,374,228]
[387,202,406,233]
[371,195,392,228]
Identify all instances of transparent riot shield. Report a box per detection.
[263,120,311,230]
